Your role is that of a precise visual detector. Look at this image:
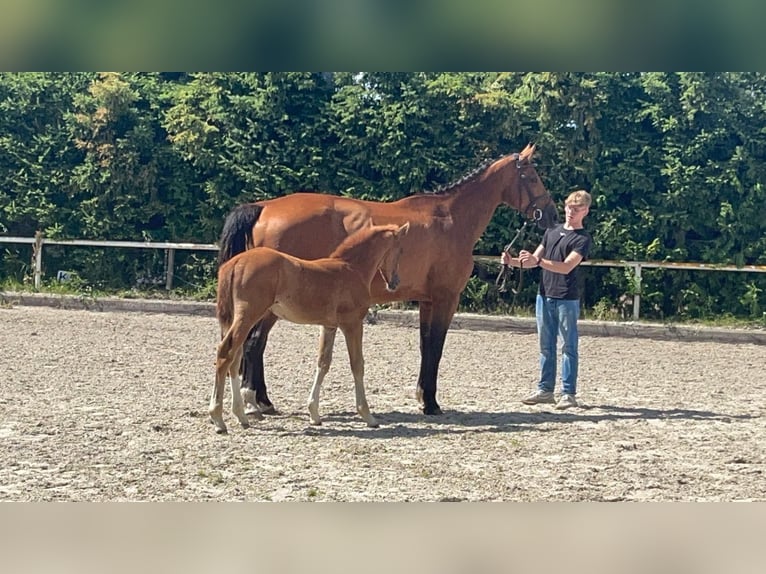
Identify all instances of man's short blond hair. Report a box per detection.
[565,190,592,208]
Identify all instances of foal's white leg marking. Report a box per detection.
[230,345,259,425]
[230,372,250,429]
[307,366,328,425]
[243,389,259,415]
[415,383,424,405]
[209,363,228,434]
[307,327,336,425]
[344,324,379,428]
[233,355,263,422]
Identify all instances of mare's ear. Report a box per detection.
[519,143,536,162]
[396,221,410,237]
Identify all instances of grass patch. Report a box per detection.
[2,278,763,329]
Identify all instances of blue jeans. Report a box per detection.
[536,294,580,396]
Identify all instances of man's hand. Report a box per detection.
[519,250,539,268]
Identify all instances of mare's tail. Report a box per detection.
[218,203,264,267]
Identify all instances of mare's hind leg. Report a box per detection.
[307,326,337,425]
[341,321,379,428]
[241,312,279,415]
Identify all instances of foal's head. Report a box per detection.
[378,222,410,291]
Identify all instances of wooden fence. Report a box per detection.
[2,234,765,320]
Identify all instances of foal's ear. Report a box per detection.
[396,221,410,237]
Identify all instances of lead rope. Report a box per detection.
[495,220,529,310]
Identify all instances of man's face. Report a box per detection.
[565,203,589,226]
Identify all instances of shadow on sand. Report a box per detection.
[260,403,753,439]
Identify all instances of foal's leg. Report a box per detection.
[210,337,236,434]
[229,345,258,428]
[307,326,337,425]
[241,312,280,415]
[210,318,259,433]
[342,321,379,428]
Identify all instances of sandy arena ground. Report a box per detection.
[0,305,763,501]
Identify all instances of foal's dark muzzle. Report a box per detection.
[385,272,400,292]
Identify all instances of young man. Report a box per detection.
[501,190,592,410]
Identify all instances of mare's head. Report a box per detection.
[496,144,558,229]
[377,221,410,291]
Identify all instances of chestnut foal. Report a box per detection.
[210,222,409,433]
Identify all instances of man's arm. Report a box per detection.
[535,251,584,274]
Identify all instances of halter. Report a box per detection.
[494,158,551,304]
[516,159,550,223]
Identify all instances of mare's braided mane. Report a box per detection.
[428,153,516,195]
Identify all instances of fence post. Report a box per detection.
[165,248,175,290]
[633,263,642,320]
[33,231,44,290]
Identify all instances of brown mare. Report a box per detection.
[218,144,557,416]
[210,222,410,433]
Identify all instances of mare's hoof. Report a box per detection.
[422,404,443,416]
[258,403,278,415]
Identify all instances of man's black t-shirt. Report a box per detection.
[539,224,592,300]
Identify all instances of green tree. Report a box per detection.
[0,72,91,237]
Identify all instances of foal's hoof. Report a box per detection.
[209,416,228,434]
[210,420,228,434]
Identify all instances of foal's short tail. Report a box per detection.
[216,263,235,331]
[217,203,264,266]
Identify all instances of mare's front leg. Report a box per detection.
[416,294,459,415]
[342,321,379,428]
[241,312,279,415]
[307,326,337,425]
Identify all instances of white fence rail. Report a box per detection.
[0,234,217,292]
[2,235,766,320]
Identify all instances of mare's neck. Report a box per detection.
[448,177,504,245]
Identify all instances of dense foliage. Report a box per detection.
[1,72,765,320]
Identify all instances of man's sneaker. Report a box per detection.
[555,394,578,410]
[522,390,555,405]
